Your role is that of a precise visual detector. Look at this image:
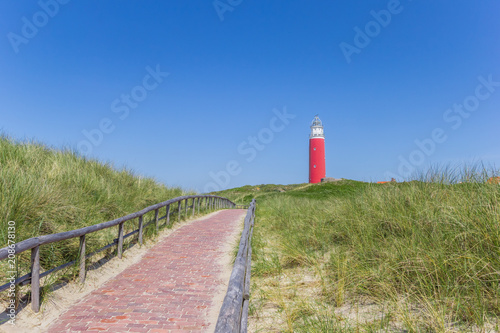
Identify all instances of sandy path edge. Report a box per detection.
[207,211,246,330]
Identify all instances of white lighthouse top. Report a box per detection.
[310,115,324,139]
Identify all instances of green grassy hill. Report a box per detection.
[214,177,500,332]
[0,136,188,282]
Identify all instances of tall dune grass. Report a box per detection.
[0,135,186,282]
[217,169,500,332]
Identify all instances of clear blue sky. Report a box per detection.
[1,1,499,192]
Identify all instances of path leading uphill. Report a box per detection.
[48,209,246,333]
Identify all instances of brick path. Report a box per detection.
[48,209,246,333]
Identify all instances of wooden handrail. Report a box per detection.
[0,194,237,313]
[215,199,256,333]
[0,195,233,260]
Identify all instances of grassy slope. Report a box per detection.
[215,178,500,332]
[0,136,188,279]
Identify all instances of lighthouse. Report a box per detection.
[309,115,326,183]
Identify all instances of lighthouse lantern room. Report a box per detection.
[309,115,326,183]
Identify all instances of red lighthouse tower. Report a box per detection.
[309,115,326,183]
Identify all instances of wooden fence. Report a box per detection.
[215,198,256,333]
[0,195,236,313]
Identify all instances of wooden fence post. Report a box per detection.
[79,235,86,283]
[30,246,40,313]
[197,197,201,214]
[192,198,196,217]
[14,278,19,311]
[166,204,171,225]
[178,200,181,222]
[184,199,188,217]
[138,215,144,245]
[154,209,159,233]
[117,222,124,259]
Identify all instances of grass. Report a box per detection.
[215,169,500,332]
[1,134,499,331]
[0,135,193,303]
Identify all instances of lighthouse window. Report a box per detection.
[314,165,317,168]
[314,148,316,151]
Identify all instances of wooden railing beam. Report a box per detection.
[215,199,256,333]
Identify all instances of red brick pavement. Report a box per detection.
[48,209,246,333]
